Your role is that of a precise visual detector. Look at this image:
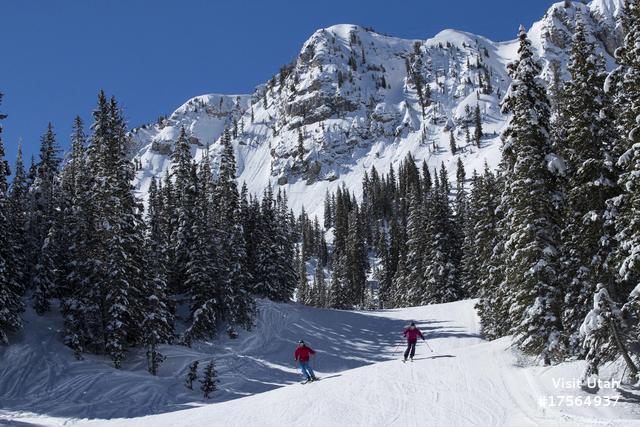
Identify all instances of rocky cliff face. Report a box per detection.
[130,0,625,219]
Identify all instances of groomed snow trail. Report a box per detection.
[76,301,638,427]
[2,300,639,426]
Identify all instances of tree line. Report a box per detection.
[0,91,298,373]
[296,6,640,380]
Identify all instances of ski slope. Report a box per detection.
[3,300,638,426]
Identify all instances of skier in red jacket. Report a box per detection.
[294,340,318,382]
[402,322,425,362]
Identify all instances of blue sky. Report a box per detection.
[0,0,557,172]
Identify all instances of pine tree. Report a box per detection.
[200,360,218,398]
[169,127,196,295]
[499,27,563,363]
[55,116,86,300]
[28,123,62,294]
[423,174,461,303]
[80,92,147,367]
[185,360,199,389]
[462,166,499,299]
[297,253,309,304]
[0,94,24,344]
[329,187,353,308]
[182,160,218,346]
[474,105,483,147]
[581,284,638,381]
[7,143,29,296]
[60,116,92,358]
[213,130,255,329]
[608,0,640,305]
[323,190,333,229]
[32,227,57,315]
[558,18,618,355]
[297,128,305,159]
[584,0,640,379]
[346,206,369,307]
[403,190,426,303]
[143,177,174,374]
[255,186,297,302]
[449,130,457,155]
[313,264,328,308]
[143,274,171,375]
[452,159,467,297]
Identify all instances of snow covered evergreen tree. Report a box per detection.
[169,127,196,295]
[607,0,640,307]
[182,159,218,346]
[403,190,425,304]
[200,360,219,398]
[143,177,174,374]
[582,0,640,379]
[474,169,509,340]
[474,104,483,147]
[558,18,618,355]
[213,130,255,329]
[59,115,93,358]
[7,143,29,296]
[499,27,564,363]
[254,186,297,302]
[32,227,57,315]
[71,91,147,367]
[423,168,460,303]
[462,167,499,298]
[28,123,61,286]
[312,264,328,308]
[0,94,24,344]
[185,360,199,389]
[296,252,310,304]
[581,284,638,381]
[345,206,369,307]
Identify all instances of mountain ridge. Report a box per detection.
[129,0,624,220]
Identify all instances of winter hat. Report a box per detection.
[410,322,415,326]
[298,340,305,344]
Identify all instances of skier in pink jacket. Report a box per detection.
[402,322,425,362]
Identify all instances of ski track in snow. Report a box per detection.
[2,300,639,426]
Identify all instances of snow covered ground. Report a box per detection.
[1,300,638,426]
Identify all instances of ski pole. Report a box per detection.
[392,341,403,356]
[424,339,434,353]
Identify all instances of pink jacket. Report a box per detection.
[403,327,424,342]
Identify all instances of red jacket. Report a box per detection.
[403,327,424,342]
[294,345,316,362]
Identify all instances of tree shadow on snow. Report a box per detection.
[0,301,479,421]
[412,355,455,361]
[0,421,51,427]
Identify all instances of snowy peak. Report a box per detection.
[590,0,625,18]
[130,93,250,199]
[528,0,626,74]
[130,1,626,218]
[589,0,626,54]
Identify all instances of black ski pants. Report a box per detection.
[404,340,417,359]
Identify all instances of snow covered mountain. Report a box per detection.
[129,0,625,219]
